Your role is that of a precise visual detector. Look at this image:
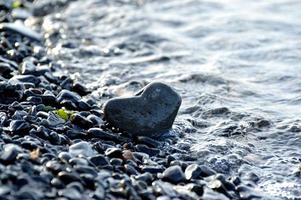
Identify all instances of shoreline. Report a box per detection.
[0,1,266,199]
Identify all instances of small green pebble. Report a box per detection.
[55,108,75,120]
[12,0,22,9]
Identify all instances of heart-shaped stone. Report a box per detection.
[104,82,181,136]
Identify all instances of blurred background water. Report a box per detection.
[44,0,301,199]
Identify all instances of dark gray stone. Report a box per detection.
[45,112,65,127]
[20,60,36,75]
[58,171,81,184]
[136,136,161,148]
[105,147,122,158]
[141,165,165,174]
[135,144,160,157]
[59,187,82,200]
[0,22,42,42]
[57,89,81,109]
[87,128,124,142]
[162,165,185,184]
[10,75,41,85]
[89,155,109,167]
[185,164,202,180]
[0,82,24,104]
[9,120,31,135]
[199,165,216,177]
[0,62,14,78]
[135,172,153,184]
[104,82,181,136]
[0,144,22,164]
[71,113,93,129]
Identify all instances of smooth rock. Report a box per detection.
[0,62,14,78]
[105,147,122,158]
[69,141,95,157]
[162,165,185,184]
[104,82,181,136]
[45,112,65,127]
[0,82,24,104]
[0,22,42,42]
[10,75,41,85]
[20,60,36,75]
[71,113,93,129]
[185,164,202,180]
[0,144,22,164]
[89,155,109,167]
[142,165,165,174]
[135,144,160,157]
[87,128,120,142]
[57,89,81,109]
[59,187,82,200]
[199,165,216,177]
[9,120,31,135]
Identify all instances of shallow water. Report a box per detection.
[43,0,301,199]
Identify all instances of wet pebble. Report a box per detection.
[10,75,41,85]
[0,62,14,78]
[185,164,202,180]
[69,141,96,157]
[9,120,31,135]
[105,147,123,158]
[0,82,24,104]
[59,187,82,200]
[104,82,182,136]
[57,89,81,109]
[0,22,42,42]
[89,155,109,167]
[20,59,36,75]
[71,113,93,129]
[135,144,160,157]
[58,171,81,184]
[142,165,165,174]
[0,144,22,164]
[87,128,120,141]
[162,165,185,184]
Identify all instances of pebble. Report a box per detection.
[45,112,65,127]
[10,75,41,85]
[0,62,14,78]
[135,172,153,184]
[136,136,161,148]
[71,113,93,129]
[89,155,109,167]
[9,120,31,135]
[57,89,81,109]
[110,158,123,166]
[0,82,24,104]
[162,165,185,184]
[104,82,182,136]
[69,141,96,157]
[185,164,202,180]
[0,22,42,42]
[199,165,216,177]
[20,59,36,75]
[87,128,120,142]
[0,144,22,164]
[105,147,123,158]
[57,171,81,184]
[142,165,165,174]
[135,144,160,157]
[58,152,72,163]
[59,187,82,200]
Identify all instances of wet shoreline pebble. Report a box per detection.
[0,1,264,200]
